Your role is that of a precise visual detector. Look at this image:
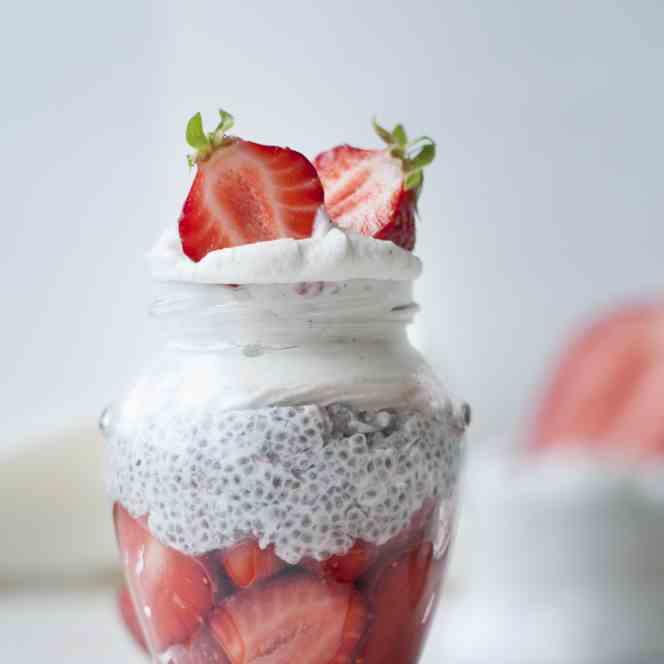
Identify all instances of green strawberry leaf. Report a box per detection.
[185,107,237,164]
[404,169,423,191]
[369,118,435,196]
[373,117,395,145]
[186,112,209,150]
[212,109,234,143]
[407,135,435,149]
[409,143,436,169]
[392,124,407,146]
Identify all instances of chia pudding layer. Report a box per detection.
[105,402,466,564]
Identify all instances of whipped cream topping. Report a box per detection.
[149,208,422,284]
[440,442,664,663]
[144,275,434,413]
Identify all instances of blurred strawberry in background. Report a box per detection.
[530,301,664,458]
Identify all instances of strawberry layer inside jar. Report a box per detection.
[115,501,451,664]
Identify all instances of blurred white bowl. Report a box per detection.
[439,436,664,663]
[0,428,119,587]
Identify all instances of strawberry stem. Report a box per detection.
[186,108,235,166]
[372,118,436,195]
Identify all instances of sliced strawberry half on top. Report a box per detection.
[218,539,286,589]
[114,504,214,653]
[530,301,664,458]
[208,572,367,664]
[178,110,323,262]
[314,119,435,251]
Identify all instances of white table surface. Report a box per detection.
[0,589,145,663]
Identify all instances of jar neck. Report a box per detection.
[150,279,418,348]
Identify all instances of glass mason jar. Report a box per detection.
[102,277,469,664]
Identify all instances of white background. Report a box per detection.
[1,0,663,451]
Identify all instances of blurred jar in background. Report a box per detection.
[440,300,664,664]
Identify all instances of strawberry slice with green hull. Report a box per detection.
[179,110,323,262]
[530,302,664,458]
[114,504,214,653]
[302,540,378,583]
[219,539,286,589]
[208,572,368,664]
[315,120,435,251]
[315,146,405,237]
[358,541,446,664]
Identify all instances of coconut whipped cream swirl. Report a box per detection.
[149,208,422,284]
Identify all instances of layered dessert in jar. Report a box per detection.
[439,302,664,664]
[103,111,469,663]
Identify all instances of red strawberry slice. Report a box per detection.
[165,627,230,664]
[302,540,378,583]
[394,549,449,664]
[530,302,664,458]
[315,145,410,243]
[178,111,323,262]
[198,552,235,605]
[358,542,445,664]
[114,504,214,652]
[329,590,368,664]
[219,539,286,589]
[314,120,435,251]
[117,585,148,653]
[208,572,367,664]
